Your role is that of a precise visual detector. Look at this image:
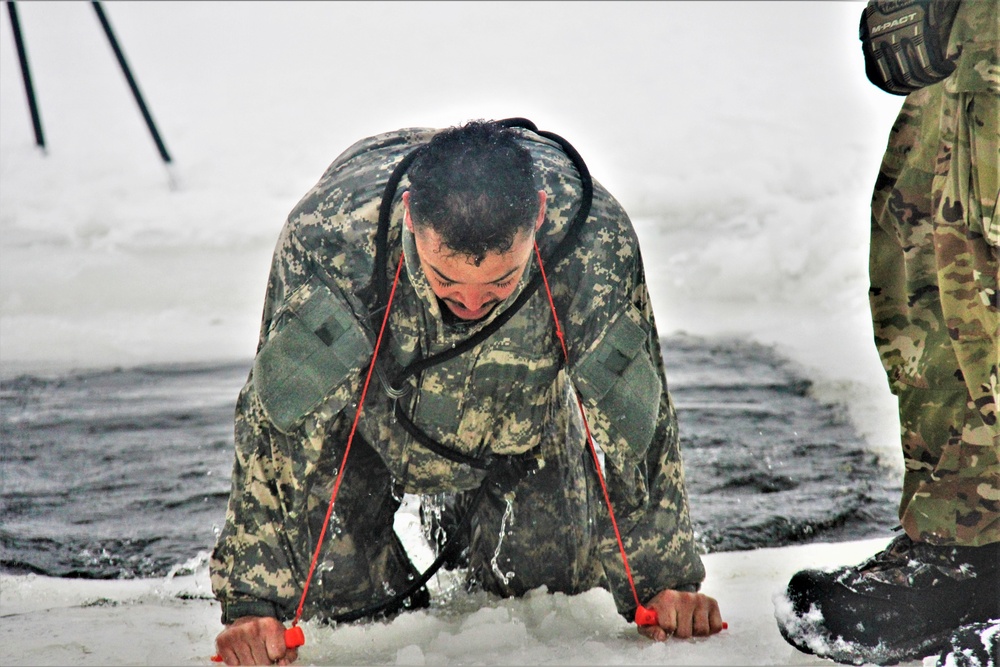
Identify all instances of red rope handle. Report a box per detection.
[532,241,655,626]
[292,252,407,627]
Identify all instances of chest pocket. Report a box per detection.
[253,280,374,433]
[459,340,562,457]
[573,306,661,462]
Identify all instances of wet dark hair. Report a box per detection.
[407,120,538,264]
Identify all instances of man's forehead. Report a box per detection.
[426,259,521,284]
[413,226,534,283]
[415,225,534,259]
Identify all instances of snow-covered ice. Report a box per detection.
[4,536,921,666]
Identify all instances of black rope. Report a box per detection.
[395,403,489,470]
[374,146,425,309]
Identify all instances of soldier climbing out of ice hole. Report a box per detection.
[210,119,724,665]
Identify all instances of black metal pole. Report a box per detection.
[6,1,46,151]
[91,0,172,164]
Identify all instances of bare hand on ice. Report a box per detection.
[213,616,299,666]
[637,589,725,642]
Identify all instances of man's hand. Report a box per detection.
[214,616,299,666]
[637,589,724,641]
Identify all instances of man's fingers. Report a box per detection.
[233,643,256,666]
[215,616,293,666]
[709,601,725,634]
[250,641,272,666]
[691,596,721,636]
[673,606,694,639]
[640,590,726,642]
[690,606,710,637]
[265,632,287,664]
[658,604,678,636]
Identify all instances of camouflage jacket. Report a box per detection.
[211,126,706,622]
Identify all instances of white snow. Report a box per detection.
[4,535,935,667]
[1,1,933,665]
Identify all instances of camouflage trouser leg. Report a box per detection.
[463,387,608,599]
[464,448,608,600]
[895,385,1000,546]
[869,86,1000,547]
[308,433,429,620]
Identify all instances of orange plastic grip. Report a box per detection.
[284,626,305,649]
[634,605,659,626]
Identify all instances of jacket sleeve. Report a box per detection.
[209,226,420,624]
[210,128,439,624]
[558,186,706,619]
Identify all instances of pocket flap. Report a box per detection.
[253,281,374,433]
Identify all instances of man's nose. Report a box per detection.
[458,287,492,311]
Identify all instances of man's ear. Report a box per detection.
[535,190,547,231]
[402,191,415,232]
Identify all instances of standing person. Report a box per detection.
[211,119,723,666]
[777,1,999,665]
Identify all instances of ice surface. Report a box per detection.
[3,537,940,666]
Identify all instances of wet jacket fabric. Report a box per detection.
[869,0,999,546]
[210,126,706,623]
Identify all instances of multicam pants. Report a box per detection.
[869,82,999,547]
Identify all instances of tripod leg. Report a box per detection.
[91,0,172,165]
[6,1,46,152]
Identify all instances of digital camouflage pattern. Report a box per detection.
[869,0,999,547]
[210,126,706,624]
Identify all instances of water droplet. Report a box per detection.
[490,497,516,585]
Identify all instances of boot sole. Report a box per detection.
[777,608,953,665]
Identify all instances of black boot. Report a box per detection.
[936,621,999,667]
[774,534,1000,665]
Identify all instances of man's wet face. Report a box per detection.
[409,225,534,321]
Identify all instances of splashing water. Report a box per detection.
[419,493,449,557]
[490,497,516,586]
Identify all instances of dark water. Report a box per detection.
[666,334,900,551]
[0,334,901,580]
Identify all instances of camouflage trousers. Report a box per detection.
[429,439,610,602]
[889,385,999,546]
[305,391,626,621]
[869,85,999,547]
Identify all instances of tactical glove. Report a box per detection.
[859,0,961,95]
